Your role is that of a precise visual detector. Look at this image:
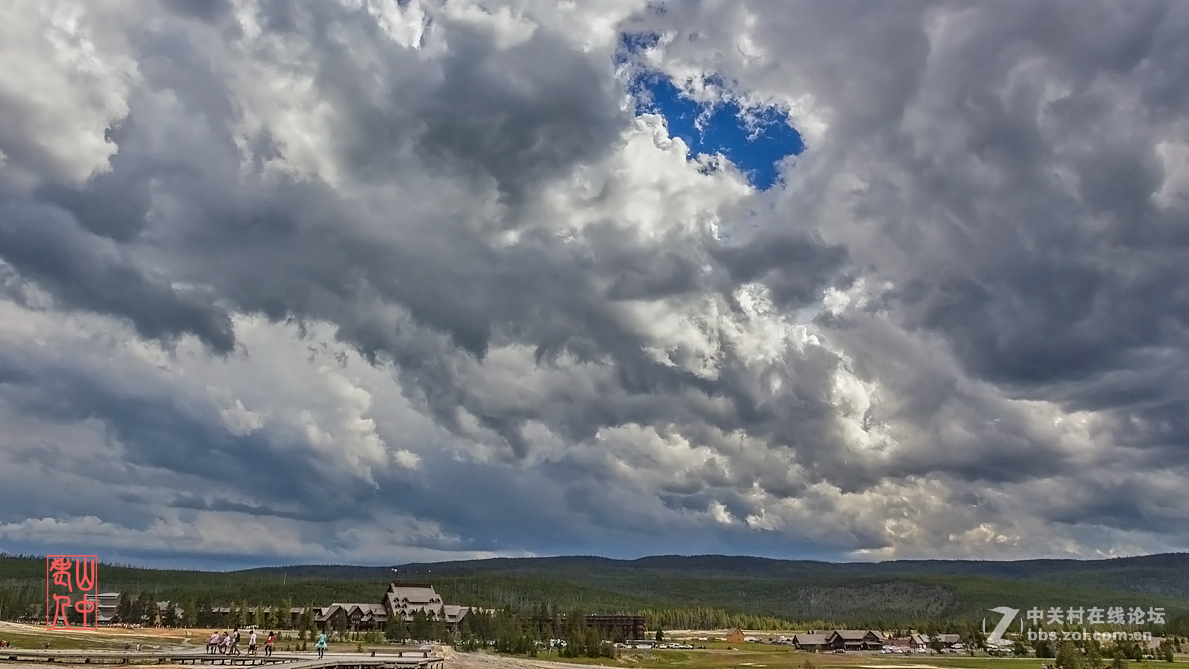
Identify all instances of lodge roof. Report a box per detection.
[829,629,881,640]
[384,583,443,606]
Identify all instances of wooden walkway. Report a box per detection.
[0,649,444,669]
[280,657,443,669]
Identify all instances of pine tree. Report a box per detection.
[118,593,132,623]
[1037,641,1054,658]
[385,614,404,642]
[1087,642,1103,669]
[302,607,315,640]
[585,628,601,658]
[1057,641,1085,669]
[142,591,153,625]
[281,599,294,630]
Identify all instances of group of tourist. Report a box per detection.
[205,629,276,656]
[204,629,328,658]
[0,630,327,657]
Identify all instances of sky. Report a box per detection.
[1,0,1188,570]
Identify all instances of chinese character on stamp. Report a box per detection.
[46,555,98,630]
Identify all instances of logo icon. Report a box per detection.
[986,606,1019,647]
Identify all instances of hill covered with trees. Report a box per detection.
[2,552,1187,633]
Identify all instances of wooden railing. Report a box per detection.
[0,649,444,669]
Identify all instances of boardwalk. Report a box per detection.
[0,649,443,669]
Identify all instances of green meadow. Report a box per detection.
[527,645,1189,669]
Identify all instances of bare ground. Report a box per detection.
[444,648,595,669]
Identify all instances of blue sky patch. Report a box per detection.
[618,33,804,191]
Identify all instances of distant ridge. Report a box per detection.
[224,551,1189,576]
[9,550,1183,576]
[392,552,1189,578]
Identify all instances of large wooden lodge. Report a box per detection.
[195,582,474,632]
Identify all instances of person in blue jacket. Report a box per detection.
[315,631,328,659]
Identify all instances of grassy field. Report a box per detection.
[0,621,1186,669]
[0,621,196,650]
[531,646,1189,669]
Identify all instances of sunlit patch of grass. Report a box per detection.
[513,647,1189,669]
[0,622,194,651]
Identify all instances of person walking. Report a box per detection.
[315,631,328,659]
[231,629,241,655]
[248,630,258,656]
[265,632,275,657]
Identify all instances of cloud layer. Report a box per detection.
[1,0,1188,566]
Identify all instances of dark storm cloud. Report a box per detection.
[167,494,352,523]
[166,0,231,23]
[411,22,625,206]
[0,335,397,527]
[36,172,152,243]
[712,232,849,308]
[0,202,236,352]
[856,1,1189,472]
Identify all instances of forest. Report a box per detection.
[3,552,1189,639]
